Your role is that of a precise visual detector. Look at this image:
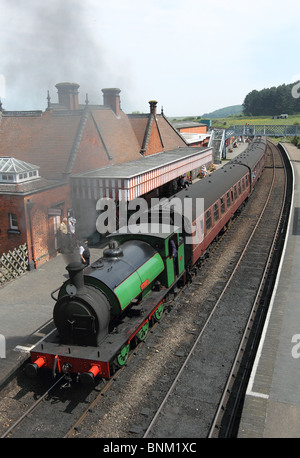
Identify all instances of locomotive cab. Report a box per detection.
[108,224,185,288]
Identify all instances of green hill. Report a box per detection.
[202,105,243,118]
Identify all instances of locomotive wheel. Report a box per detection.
[116,344,130,367]
[153,303,164,322]
[136,322,149,341]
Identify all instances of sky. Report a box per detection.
[0,0,300,117]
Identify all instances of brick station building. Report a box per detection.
[0,83,212,268]
[172,120,210,147]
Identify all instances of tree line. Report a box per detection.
[243,82,300,116]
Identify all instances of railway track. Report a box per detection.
[0,375,65,438]
[0,142,289,439]
[143,141,288,438]
[0,334,153,438]
[208,142,292,437]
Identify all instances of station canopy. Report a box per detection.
[71,146,212,202]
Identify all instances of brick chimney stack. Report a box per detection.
[102,88,121,116]
[149,100,158,117]
[55,82,80,110]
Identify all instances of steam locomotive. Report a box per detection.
[25,137,267,385]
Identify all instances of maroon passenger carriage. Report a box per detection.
[161,136,267,268]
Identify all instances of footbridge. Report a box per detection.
[209,124,300,162]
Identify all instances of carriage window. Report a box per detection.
[226,192,231,207]
[238,182,241,195]
[245,175,249,187]
[242,178,245,191]
[233,185,237,200]
[214,203,219,221]
[205,210,212,230]
[220,197,225,213]
[200,219,204,235]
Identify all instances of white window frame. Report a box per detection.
[9,213,18,230]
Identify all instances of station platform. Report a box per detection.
[224,140,249,162]
[0,246,105,390]
[238,142,300,438]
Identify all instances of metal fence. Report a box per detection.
[226,125,300,139]
[0,243,29,286]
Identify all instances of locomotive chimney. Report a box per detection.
[102,88,121,116]
[55,82,80,110]
[66,261,85,293]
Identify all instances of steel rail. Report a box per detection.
[1,375,66,438]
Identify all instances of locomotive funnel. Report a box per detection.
[66,261,85,292]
